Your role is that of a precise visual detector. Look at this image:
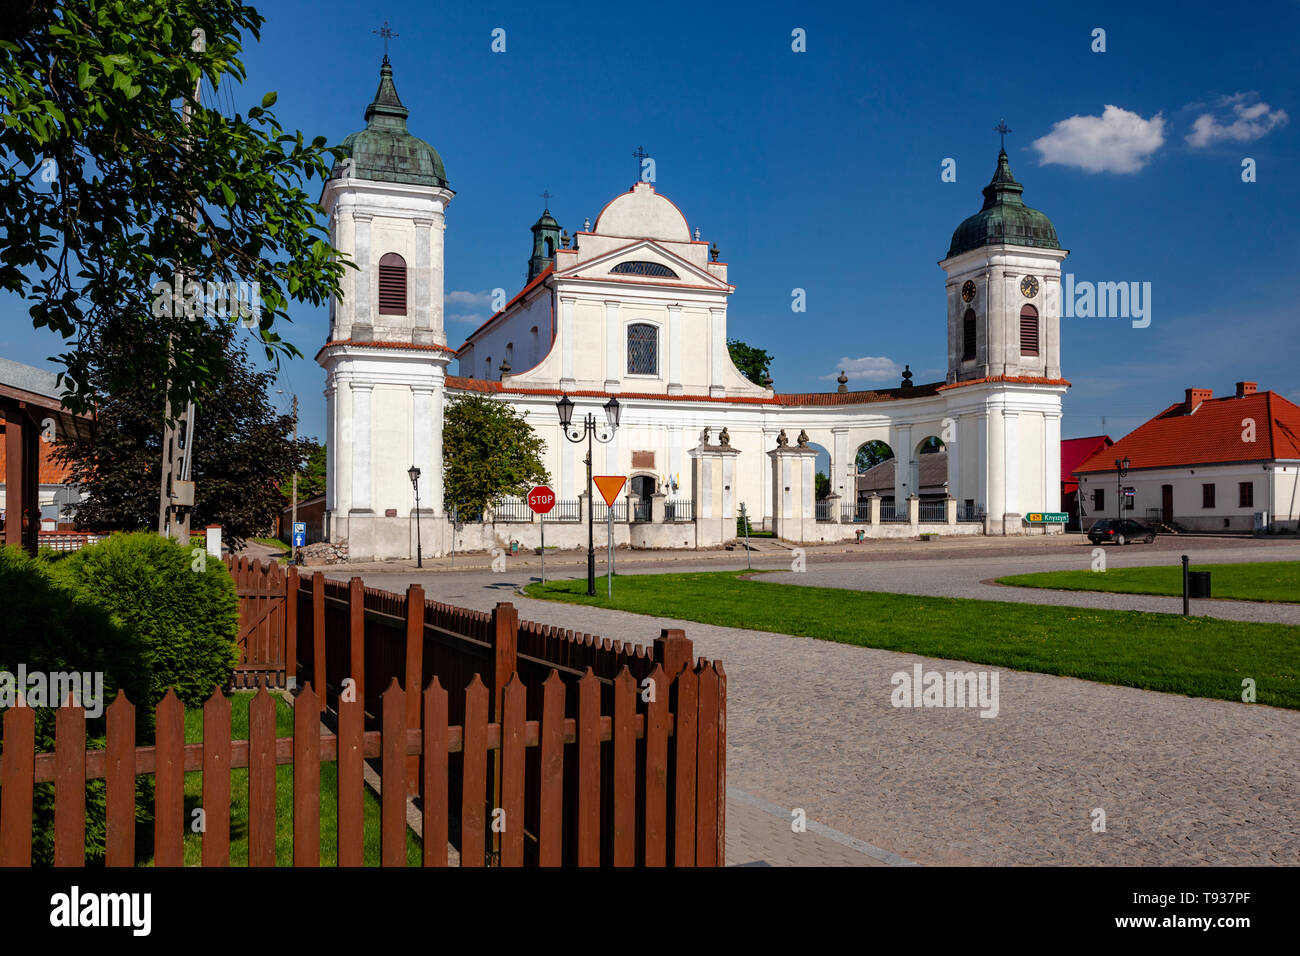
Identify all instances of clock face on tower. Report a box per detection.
[961,280,976,303]
[1020,275,1039,298]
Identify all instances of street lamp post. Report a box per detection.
[556,394,621,596]
[408,464,423,569]
[1115,457,1130,525]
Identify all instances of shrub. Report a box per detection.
[0,544,152,865]
[50,532,240,709]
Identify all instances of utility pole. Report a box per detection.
[290,394,299,536]
[157,39,203,542]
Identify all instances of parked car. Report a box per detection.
[1088,518,1156,545]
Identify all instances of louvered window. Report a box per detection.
[378,252,407,315]
[962,309,976,361]
[626,323,658,375]
[1019,305,1039,356]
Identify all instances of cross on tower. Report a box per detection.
[373,20,399,60]
[994,119,1012,152]
[632,145,649,181]
[540,190,553,208]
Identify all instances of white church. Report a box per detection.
[318,59,1069,561]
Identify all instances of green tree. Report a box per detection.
[283,438,326,504]
[815,471,830,500]
[53,323,305,547]
[442,394,548,518]
[855,440,894,472]
[727,338,773,386]
[0,0,347,415]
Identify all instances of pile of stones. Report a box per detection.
[299,540,349,566]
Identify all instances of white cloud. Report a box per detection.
[1032,105,1165,174]
[1186,94,1288,147]
[820,356,901,383]
[446,289,495,307]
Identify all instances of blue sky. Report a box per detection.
[3,0,1297,446]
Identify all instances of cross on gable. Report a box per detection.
[632,145,649,180]
[373,20,399,59]
[994,119,1012,151]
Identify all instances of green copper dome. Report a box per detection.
[333,57,447,188]
[946,150,1058,259]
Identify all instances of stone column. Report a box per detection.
[1002,409,1021,534]
[604,300,620,391]
[708,307,725,398]
[353,214,373,339]
[907,494,919,528]
[892,423,912,506]
[768,441,818,543]
[429,379,445,517]
[824,493,842,524]
[867,493,881,527]
[946,414,960,503]
[667,303,682,395]
[651,491,667,523]
[350,383,373,514]
[412,218,434,345]
[578,491,590,527]
[945,495,957,525]
[560,296,576,389]
[1044,411,1062,513]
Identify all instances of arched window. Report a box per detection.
[962,309,976,361]
[1019,304,1039,356]
[484,356,491,378]
[611,261,679,279]
[626,323,658,375]
[544,237,554,257]
[378,252,407,315]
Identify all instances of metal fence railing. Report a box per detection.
[494,497,535,523]
[957,504,984,523]
[815,500,832,522]
[842,503,868,523]
[665,499,694,522]
[918,500,947,522]
[879,501,908,522]
[594,500,628,522]
[632,500,652,522]
[548,499,581,522]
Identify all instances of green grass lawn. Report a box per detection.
[143,691,421,866]
[523,571,1300,709]
[996,561,1300,604]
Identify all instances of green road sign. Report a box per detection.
[1025,512,1069,523]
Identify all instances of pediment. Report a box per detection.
[555,239,728,289]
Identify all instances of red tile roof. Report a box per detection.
[457,266,554,347]
[1075,390,1300,474]
[444,376,945,407]
[1061,435,1112,492]
[936,375,1071,391]
[316,338,457,357]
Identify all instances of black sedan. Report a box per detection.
[1088,518,1156,545]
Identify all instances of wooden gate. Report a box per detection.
[227,557,296,689]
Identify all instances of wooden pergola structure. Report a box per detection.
[1,362,93,556]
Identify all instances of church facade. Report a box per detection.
[318,60,1070,561]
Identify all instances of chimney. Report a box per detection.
[1235,381,1257,398]
[1184,388,1212,412]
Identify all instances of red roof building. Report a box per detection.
[1060,435,1112,530]
[1073,383,1300,532]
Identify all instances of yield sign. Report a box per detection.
[593,475,627,507]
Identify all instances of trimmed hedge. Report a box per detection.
[1,534,241,864]
[49,532,240,709]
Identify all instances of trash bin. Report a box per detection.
[1188,571,1211,598]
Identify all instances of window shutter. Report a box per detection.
[1019,305,1039,356]
[962,310,976,361]
[378,253,407,315]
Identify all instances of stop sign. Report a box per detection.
[527,485,556,514]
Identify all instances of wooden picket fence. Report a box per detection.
[0,664,719,866]
[0,555,726,866]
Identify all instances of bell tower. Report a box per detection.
[527,203,561,283]
[940,142,1066,385]
[317,55,456,560]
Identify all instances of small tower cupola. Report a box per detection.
[333,57,448,187]
[528,204,561,283]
